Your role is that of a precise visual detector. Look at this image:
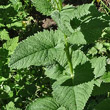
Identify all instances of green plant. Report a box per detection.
[0,1,52,109]
[9,0,110,110]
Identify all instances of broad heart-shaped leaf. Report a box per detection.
[9,30,64,69]
[31,0,53,15]
[52,76,94,110]
[93,98,110,110]
[26,97,60,110]
[90,57,106,78]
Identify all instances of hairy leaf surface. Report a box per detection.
[45,50,88,80]
[52,76,94,110]
[52,3,99,37]
[91,57,106,78]
[26,97,59,110]
[9,30,64,69]
[31,0,53,15]
[72,50,88,69]
[68,31,86,45]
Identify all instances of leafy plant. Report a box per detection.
[9,1,110,110]
[0,1,51,109]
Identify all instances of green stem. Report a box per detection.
[107,92,110,98]
[55,0,73,78]
[92,0,95,4]
[59,0,62,10]
[64,35,74,79]
[100,0,110,13]
[54,0,62,11]
[104,8,109,15]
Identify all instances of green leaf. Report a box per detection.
[0,76,7,82]
[88,47,98,56]
[92,83,110,96]
[9,30,64,69]
[71,3,99,19]
[45,50,88,80]
[68,30,86,45]
[26,97,59,110]
[80,18,108,43]
[31,0,53,15]
[52,4,108,44]
[74,62,94,85]
[45,49,67,80]
[54,49,67,67]
[0,5,17,25]
[51,6,74,36]
[104,27,110,34]
[0,29,10,40]
[103,27,110,38]
[70,16,109,44]
[90,57,106,78]
[57,106,66,110]
[45,64,65,80]
[72,50,88,69]
[52,76,94,110]
[6,102,15,110]
[6,101,21,110]
[10,21,22,28]
[101,72,110,83]
[93,99,110,110]
[94,79,102,87]
[51,3,100,37]
[9,0,22,11]
[3,37,19,55]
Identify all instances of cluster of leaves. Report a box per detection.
[7,0,110,110]
[0,0,52,110]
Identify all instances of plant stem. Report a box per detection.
[100,0,110,13]
[107,92,110,98]
[55,0,73,78]
[64,35,74,79]
[59,0,62,10]
[92,0,96,4]
[54,0,62,11]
